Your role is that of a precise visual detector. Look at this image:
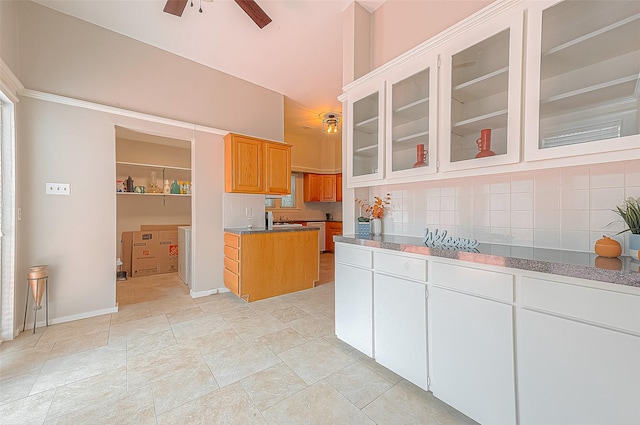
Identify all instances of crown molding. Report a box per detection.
[0,59,23,103]
[18,88,228,136]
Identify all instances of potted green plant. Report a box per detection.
[614,197,640,254]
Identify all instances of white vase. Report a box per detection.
[371,218,382,235]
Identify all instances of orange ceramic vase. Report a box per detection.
[594,236,622,258]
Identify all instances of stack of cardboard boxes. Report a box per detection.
[121,225,185,277]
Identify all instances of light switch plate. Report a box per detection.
[46,183,71,195]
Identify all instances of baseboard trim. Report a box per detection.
[17,306,118,337]
[190,287,229,298]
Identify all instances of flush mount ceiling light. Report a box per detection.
[321,112,341,135]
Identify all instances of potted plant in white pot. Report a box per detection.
[614,197,640,256]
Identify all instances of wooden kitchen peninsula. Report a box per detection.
[223,227,319,302]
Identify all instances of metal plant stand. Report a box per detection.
[23,265,49,334]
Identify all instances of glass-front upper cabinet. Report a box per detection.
[439,11,523,171]
[346,81,385,186]
[524,0,640,160]
[385,54,438,180]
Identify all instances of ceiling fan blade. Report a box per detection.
[164,0,189,17]
[234,0,272,29]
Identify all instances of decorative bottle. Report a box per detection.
[413,144,428,168]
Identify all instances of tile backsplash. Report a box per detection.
[370,160,640,252]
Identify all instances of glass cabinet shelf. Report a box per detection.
[350,88,383,180]
[526,0,640,157]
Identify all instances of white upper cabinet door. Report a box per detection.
[439,10,524,172]
[385,53,439,181]
[524,0,640,161]
[346,80,386,187]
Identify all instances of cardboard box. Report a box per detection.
[121,231,133,276]
[132,231,161,277]
[158,230,179,273]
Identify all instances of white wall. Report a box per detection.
[364,160,640,253]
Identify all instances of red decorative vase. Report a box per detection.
[475,128,495,158]
[413,144,428,168]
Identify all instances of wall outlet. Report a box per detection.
[46,183,71,195]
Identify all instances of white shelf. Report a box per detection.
[394,131,430,144]
[116,161,191,171]
[354,116,379,134]
[354,144,378,156]
[452,109,508,135]
[117,192,191,197]
[453,67,509,103]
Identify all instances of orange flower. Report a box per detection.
[356,193,391,219]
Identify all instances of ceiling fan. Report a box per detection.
[163,0,272,28]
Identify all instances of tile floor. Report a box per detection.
[0,253,478,425]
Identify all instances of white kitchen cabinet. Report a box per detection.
[518,276,640,425]
[334,243,374,356]
[439,9,523,172]
[430,262,517,425]
[345,81,385,186]
[374,273,428,390]
[524,0,640,161]
[385,54,438,180]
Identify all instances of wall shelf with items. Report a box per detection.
[116,161,192,200]
[524,0,640,160]
[440,13,523,172]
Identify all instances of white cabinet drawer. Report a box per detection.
[335,243,373,269]
[431,262,514,303]
[374,251,427,282]
[521,277,640,334]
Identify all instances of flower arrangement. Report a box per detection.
[356,193,391,220]
[614,197,640,234]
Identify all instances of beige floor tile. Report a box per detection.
[0,371,40,406]
[0,344,52,380]
[126,345,206,389]
[362,380,480,425]
[0,331,43,354]
[31,345,126,394]
[358,355,404,385]
[108,314,171,346]
[230,313,289,341]
[197,292,248,314]
[247,297,293,315]
[261,381,374,425]
[203,340,281,388]
[218,306,258,323]
[126,329,177,358]
[287,313,335,338]
[190,327,245,356]
[48,330,109,359]
[165,307,206,325]
[278,338,356,385]
[148,295,198,316]
[35,315,111,347]
[240,362,307,411]
[170,313,230,341]
[46,367,127,420]
[45,386,156,425]
[0,388,55,425]
[110,302,151,325]
[156,382,267,425]
[269,306,309,323]
[257,328,309,354]
[326,361,394,409]
[150,362,219,415]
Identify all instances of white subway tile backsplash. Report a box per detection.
[560,189,589,210]
[367,160,638,250]
[590,187,624,210]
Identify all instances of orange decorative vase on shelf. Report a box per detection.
[475,128,495,158]
[413,144,428,168]
[594,236,622,258]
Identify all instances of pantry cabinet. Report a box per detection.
[224,133,292,195]
[523,0,640,161]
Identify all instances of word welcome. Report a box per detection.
[422,228,479,251]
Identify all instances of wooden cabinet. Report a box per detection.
[336,173,342,202]
[224,133,292,195]
[325,221,342,252]
[303,173,337,202]
[223,230,319,302]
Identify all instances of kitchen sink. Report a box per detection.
[272,223,303,228]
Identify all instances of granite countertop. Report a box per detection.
[224,227,319,235]
[335,234,640,288]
